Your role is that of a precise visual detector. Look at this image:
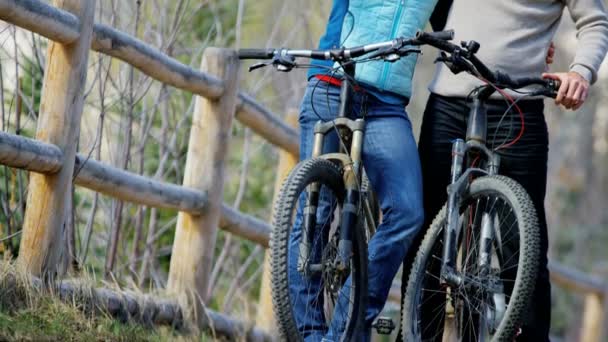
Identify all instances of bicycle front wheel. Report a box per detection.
[402,175,540,342]
[271,158,368,341]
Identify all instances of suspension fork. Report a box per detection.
[337,121,364,271]
[297,132,325,273]
[441,139,501,286]
[441,139,466,286]
[478,212,494,277]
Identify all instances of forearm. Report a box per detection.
[430,0,453,31]
[567,0,608,84]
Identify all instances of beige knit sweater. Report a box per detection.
[429,0,608,98]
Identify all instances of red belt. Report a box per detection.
[315,75,363,92]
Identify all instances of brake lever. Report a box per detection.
[434,51,467,75]
[366,47,393,60]
[381,48,422,62]
[396,48,422,57]
[274,62,296,72]
[249,62,272,72]
[272,52,297,72]
[248,62,270,72]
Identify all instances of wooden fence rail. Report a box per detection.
[73,156,208,214]
[0,0,80,44]
[0,0,606,341]
[0,0,299,155]
[0,128,271,243]
[548,262,608,342]
[0,130,63,173]
[549,261,607,296]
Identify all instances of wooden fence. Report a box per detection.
[0,0,606,341]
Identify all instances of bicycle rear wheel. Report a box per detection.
[402,175,540,341]
[271,158,368,341]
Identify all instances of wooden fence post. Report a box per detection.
[167,48,239,317]
[580,292,604,342]
[17,0,96,277]
[580,265,608,342]
[256,111,299,333]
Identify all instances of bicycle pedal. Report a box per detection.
[372,316,395,335]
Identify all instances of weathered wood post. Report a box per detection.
[580,292,605,342]
[17,0,96,277]
[580,265,608,342]
[167,48,239,318]
[257,111,299,333]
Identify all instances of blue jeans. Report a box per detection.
[288,80,424,341]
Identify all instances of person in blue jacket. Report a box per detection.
[288,1,438,340]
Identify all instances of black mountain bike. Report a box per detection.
[399,34,559,341]
[239,33,437,341]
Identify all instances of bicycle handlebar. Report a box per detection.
[237,30,456,61]
[415,31,558,97]
[415,30,457,52]
[238,42,397,61]
[238,48,275,59]
[238,29,558,97]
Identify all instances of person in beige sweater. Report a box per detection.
[402,0,608,340]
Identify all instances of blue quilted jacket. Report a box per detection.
[309,0,438,99]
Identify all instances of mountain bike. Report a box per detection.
[239,29,558,341]
[399,33,559,341]
[238,33,433,340]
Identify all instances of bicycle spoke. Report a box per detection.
[410,180,535,342]
[423,302,448,336]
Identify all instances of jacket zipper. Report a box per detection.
[379,0,405,90]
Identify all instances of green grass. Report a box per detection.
[0,298,165,341]
[0,264,197,341]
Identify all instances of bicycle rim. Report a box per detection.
[404,176,539,342]
[271,158,367,341]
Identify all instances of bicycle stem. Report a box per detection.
[466,85,499,144]
[466,98,487,144]
[338,63,355,118]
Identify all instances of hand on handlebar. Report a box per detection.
[542,71,589,111]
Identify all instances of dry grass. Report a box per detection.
[0,263,188,341]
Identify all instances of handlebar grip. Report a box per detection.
[426,29,455,41]
[238,48,275,60]
[495,74,560,98]
[544,79,560,99]
[415,31,457,52]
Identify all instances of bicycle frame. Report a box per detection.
[440,85,503,287]
[297,64,375,274]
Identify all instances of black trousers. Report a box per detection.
[399,93,551,341]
